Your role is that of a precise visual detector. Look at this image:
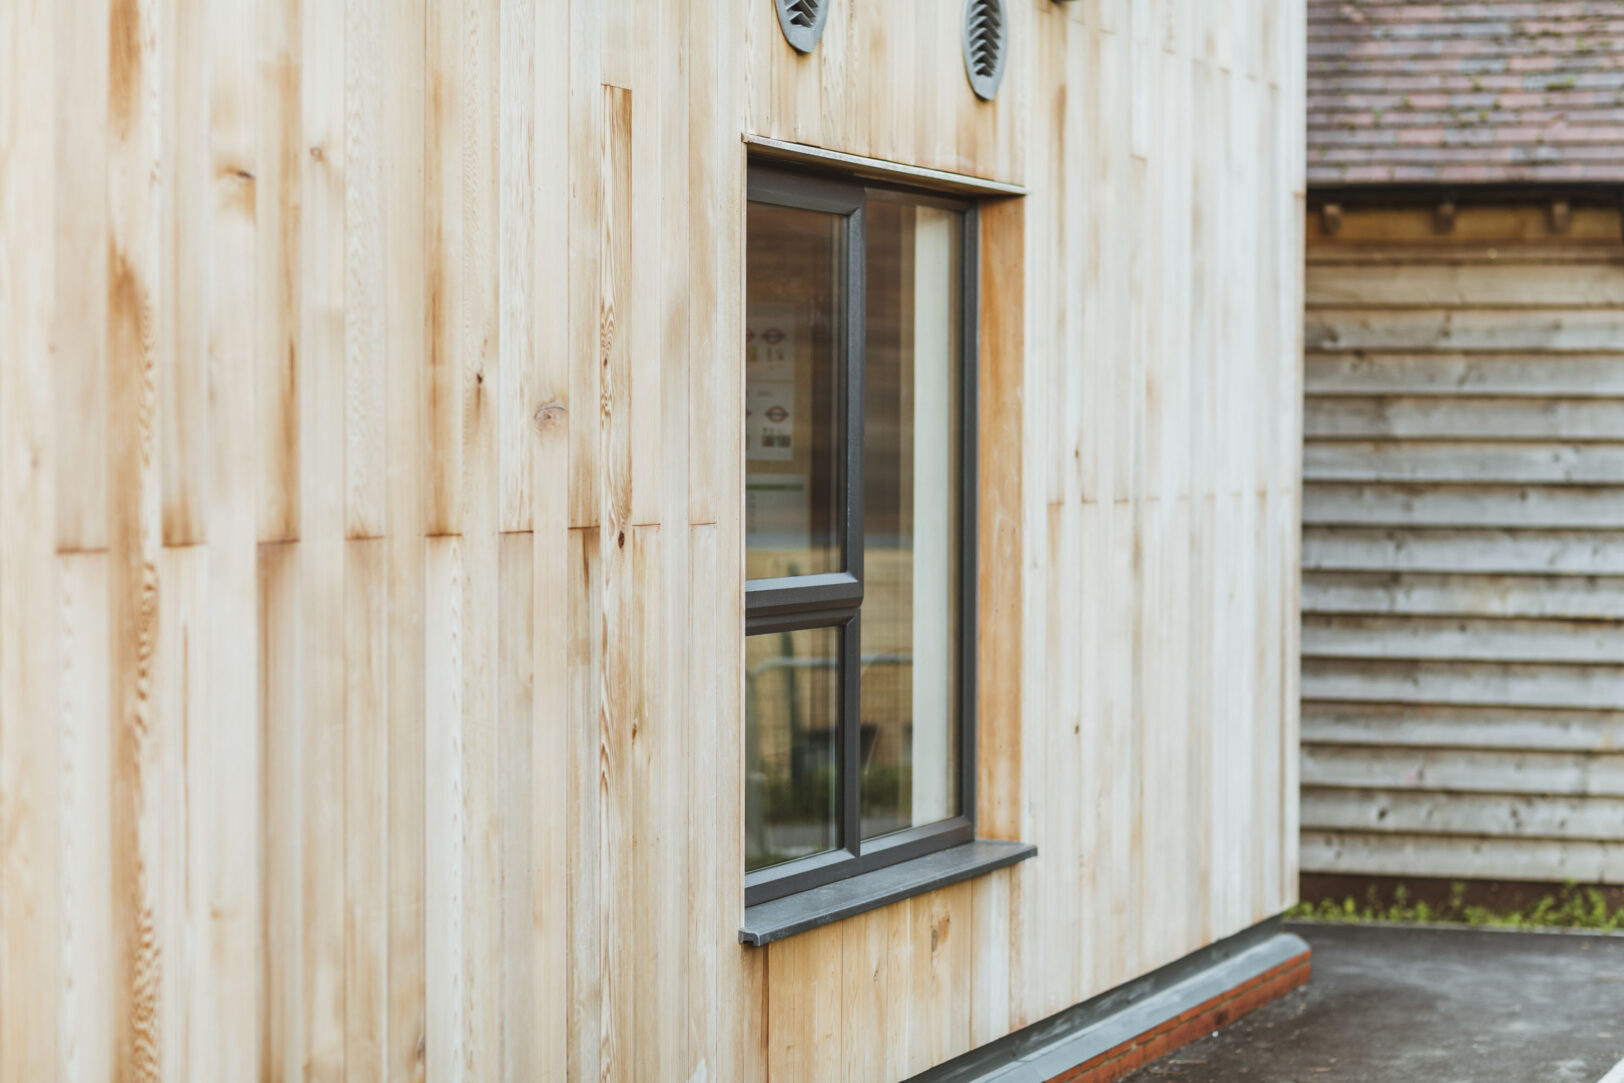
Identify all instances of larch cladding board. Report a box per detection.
[1304,204,1624,885]
[0,1,1303,1080]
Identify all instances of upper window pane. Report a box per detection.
[745,201,846,581]
[859,196,963,840]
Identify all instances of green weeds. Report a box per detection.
[1287,882,1624,932]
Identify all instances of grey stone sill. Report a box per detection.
[740,839,1037,947]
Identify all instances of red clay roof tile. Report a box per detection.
[1308,0,1624,183]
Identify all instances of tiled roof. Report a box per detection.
[1308,1,1624,185]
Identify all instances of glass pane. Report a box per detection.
[860,196,963,840]
[745,626,843,873]
[745,201,845,581]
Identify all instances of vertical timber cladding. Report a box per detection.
[0,0,1303,1080]
[1303,203,1624,884]
[750,0,1305,1077]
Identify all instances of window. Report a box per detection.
[744,167,978,906]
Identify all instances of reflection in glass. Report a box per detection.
[860,196,962,841]
[745,201,845,581]
[745,626,842,872]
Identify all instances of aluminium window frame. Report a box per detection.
[744,164,981,908]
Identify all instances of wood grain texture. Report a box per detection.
[1302,831,1624,882]
[1303,788,1624,841]
[379,0,428,1075]
[531,9,572,1076]
[565,0,602,529]
[597,83,634,1083]
[1309,204,1624,249]
[343,537,387,1081]
[203,0,265,1071]
[256,0,301,544]
[654,15,694,1047]
[418,0,463,539]
[60,554,112,1083]
[1305,221,1624,884]
[498,0,536,534]
[498,532,535,1083]
[424,536,465,1083]
[710,6,754,1079]
[838,905,912,1083]
[1304,701,1624,753]
[158,544,205,1082]
[106,0,164,1076]
[298,1,348,1074]
[260,541,303,1083]
[1,0,1302,1078]
[977,195,1024,843]
[343,0,386,539]
[56,0,110,552]
[767,922,842,1081]
[565,527,602,1083]
[159,0,209,547]
[458,4,502,1076]
[1305,441,1624,486]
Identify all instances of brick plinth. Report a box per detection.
[1044,950,1312,1083]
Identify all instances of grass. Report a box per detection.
[1288,881,1624,932]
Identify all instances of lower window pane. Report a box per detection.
[745,626,842,873]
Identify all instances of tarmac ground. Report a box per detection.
[1125,921,1624,1083]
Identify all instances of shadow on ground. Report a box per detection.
[1126,922,1624,1083]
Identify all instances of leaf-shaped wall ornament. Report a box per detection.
[962,0,1008,101]
[774,0,830,53]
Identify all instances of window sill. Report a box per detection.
[740,839,1037,947]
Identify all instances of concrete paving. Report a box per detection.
[1126,922,1624,1083]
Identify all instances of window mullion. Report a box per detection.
[842,613,863,856]
[844,201,867,587]
[958,205,980,828]
[842,198,867,857]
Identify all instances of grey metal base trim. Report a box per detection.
[741,839,1036,947]
[908,915,1310,1082]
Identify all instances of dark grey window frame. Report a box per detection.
[744,165,981,908]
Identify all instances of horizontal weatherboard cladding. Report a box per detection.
[1304,214,1624,885]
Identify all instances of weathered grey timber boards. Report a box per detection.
[1304,209,1624,884]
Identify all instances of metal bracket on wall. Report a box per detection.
[774,0,829,53]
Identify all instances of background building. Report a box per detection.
[1304,0,1624,886]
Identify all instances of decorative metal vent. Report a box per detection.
[962,0,1008,101]
[774,0,829,54]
